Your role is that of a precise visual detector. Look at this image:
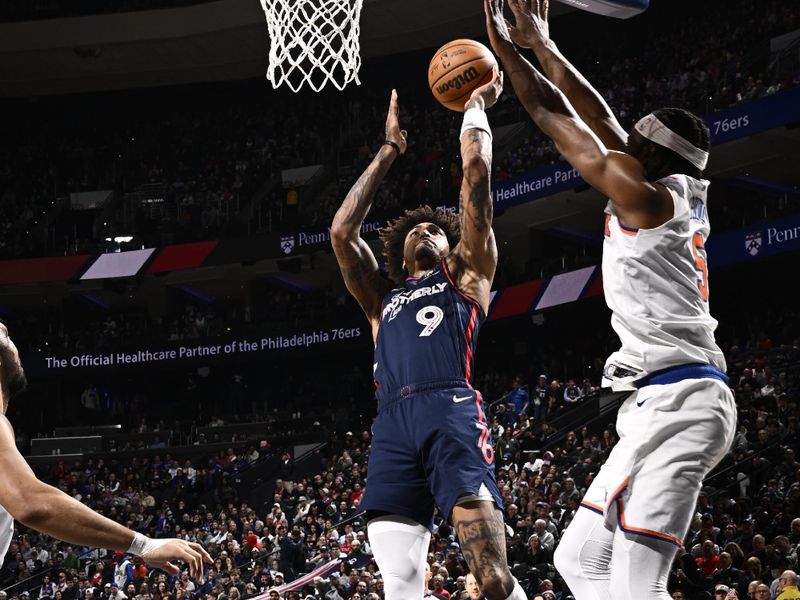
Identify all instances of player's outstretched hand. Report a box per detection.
[140,538,212,582]
[484,0,515,53]
[384,89,408,155]
[467,66,504,111]
[507,0,550,49]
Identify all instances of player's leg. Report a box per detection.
[608,529,676,600]
[359,400,437,600]
[451,500,526,600]
[552,389,643,600]
[367,514,431,599]
[553,506,615,600]
[607,378,737,600]
[423,388,524,600]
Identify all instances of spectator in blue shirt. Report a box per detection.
[509,376,530,416]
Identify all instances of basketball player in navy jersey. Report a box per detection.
[331,74,526,600]
[485,1,736,600]
[0,324,211,578]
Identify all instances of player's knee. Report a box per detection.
[476,570,514,600]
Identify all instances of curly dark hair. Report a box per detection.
[379,205,461,286]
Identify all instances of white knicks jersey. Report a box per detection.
[0,502,12,569]
[602,174,726,390]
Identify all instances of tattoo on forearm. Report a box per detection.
[469,174,491,233]
[338,152,394,227]
[456,511,507,583]
[461,131,492,234]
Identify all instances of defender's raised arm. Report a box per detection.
[505,0,627,150]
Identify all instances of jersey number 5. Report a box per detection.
[416,306,444,337]
[691,232,709,301]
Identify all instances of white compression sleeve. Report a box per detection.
[367,515,431,600]
[553,507,614,600]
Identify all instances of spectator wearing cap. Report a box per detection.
[777,571,800,600]
[715,584,731,600]
[107,584,126,600]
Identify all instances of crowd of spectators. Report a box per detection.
[1,0,798,260]
[1,279,798,600]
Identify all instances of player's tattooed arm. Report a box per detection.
[450,70,501,311]
[331,90,402,323]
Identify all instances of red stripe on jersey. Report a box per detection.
[464,305,478,382]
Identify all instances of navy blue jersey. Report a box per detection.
[374,259,484,403]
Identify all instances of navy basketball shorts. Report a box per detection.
[359,383,504,530]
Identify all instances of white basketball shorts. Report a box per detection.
[580,376,736,546]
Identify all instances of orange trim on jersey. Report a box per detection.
[616,497,684,548]
[604,215,611,237]
[617,221,639,236]
[580,501,604,514]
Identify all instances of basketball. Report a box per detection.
[428,39,498,112]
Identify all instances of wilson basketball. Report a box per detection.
[428,39,497,112]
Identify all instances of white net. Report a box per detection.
[259,0,364,92]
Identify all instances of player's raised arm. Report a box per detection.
[505,0,628,151]
[484,0,672,228]
[451,67,503,304]
[331,91,399,328]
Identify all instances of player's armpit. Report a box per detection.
[547,116,672,228]
[580,150,674,229]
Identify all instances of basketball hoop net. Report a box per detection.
[259,0,364,92]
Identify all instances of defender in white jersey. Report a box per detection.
[0,324,211,577]
[485,1,735,599]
